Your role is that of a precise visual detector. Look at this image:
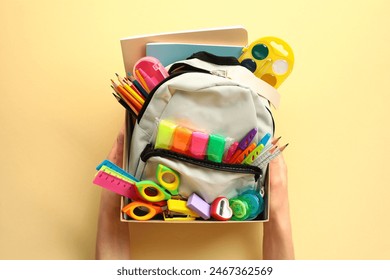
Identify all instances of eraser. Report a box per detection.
[187,193,211,220]
[171,126,192,154]
[207,134,226,163]
[188,131,209,159]
[155,120,177,150]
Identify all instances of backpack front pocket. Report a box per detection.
[137,144,262,204]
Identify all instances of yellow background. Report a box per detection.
[1,0,389,259]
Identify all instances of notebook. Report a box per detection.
[120,26,248,75]
[146,42,244,66]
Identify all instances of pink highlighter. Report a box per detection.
[188,131,209,160]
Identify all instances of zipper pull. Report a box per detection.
[210,69,229,79]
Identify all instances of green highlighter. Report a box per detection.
[207,134,226,163]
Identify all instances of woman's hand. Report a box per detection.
[262,150,295,260]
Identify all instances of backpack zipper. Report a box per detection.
[140,144,262,181]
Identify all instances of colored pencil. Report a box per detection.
[128,74,149,99]
[111,79,142,112]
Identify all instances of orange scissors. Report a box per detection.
[123,164,183,221]
[122,201,168,221]
[134,164,181,202]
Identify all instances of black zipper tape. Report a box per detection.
[140,144,262,181]
[186,51,241,66]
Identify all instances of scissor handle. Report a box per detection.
[135,180,171,202]
[122,201,162,221]
[156,164,180,195]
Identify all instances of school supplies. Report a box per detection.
[241,133,271,165]
[93,171,139,200]
[115,73,145,105]
[111,79,142,112]
[228,128,258,164]
[120,26,248,77]
[146,42,244,66]
[210,197,233,221]
[254,143,289,169]
[155,119,178,150]
[167,199,199,217]
[133,56,169,92]
[101,30,295,222]
[108,56,168,118]
[207,134,226,163]
[127,74,148,99]
[96,159,139,182]
[188,131,209,160]
[127,53,274,208]
[187,193,211,220]
[222,141,238,163]
[122,201,167,221]
[230,143,254,164]
[238,36,294,89]
[154,120,233,163]
[156,164,180,196]
[135,180,172,202]
[171,126,192,154]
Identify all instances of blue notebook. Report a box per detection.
[146,42,244,66]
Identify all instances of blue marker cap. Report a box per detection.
[258,132,271,146]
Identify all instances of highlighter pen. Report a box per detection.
[258,132,271,146]
[232,142,256,164]
[139,68,158,91]
[228,128,258,163]
[135,69,150,93]
[242,133,273,164]
[223,141,239,163]
[242,143,265,164]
